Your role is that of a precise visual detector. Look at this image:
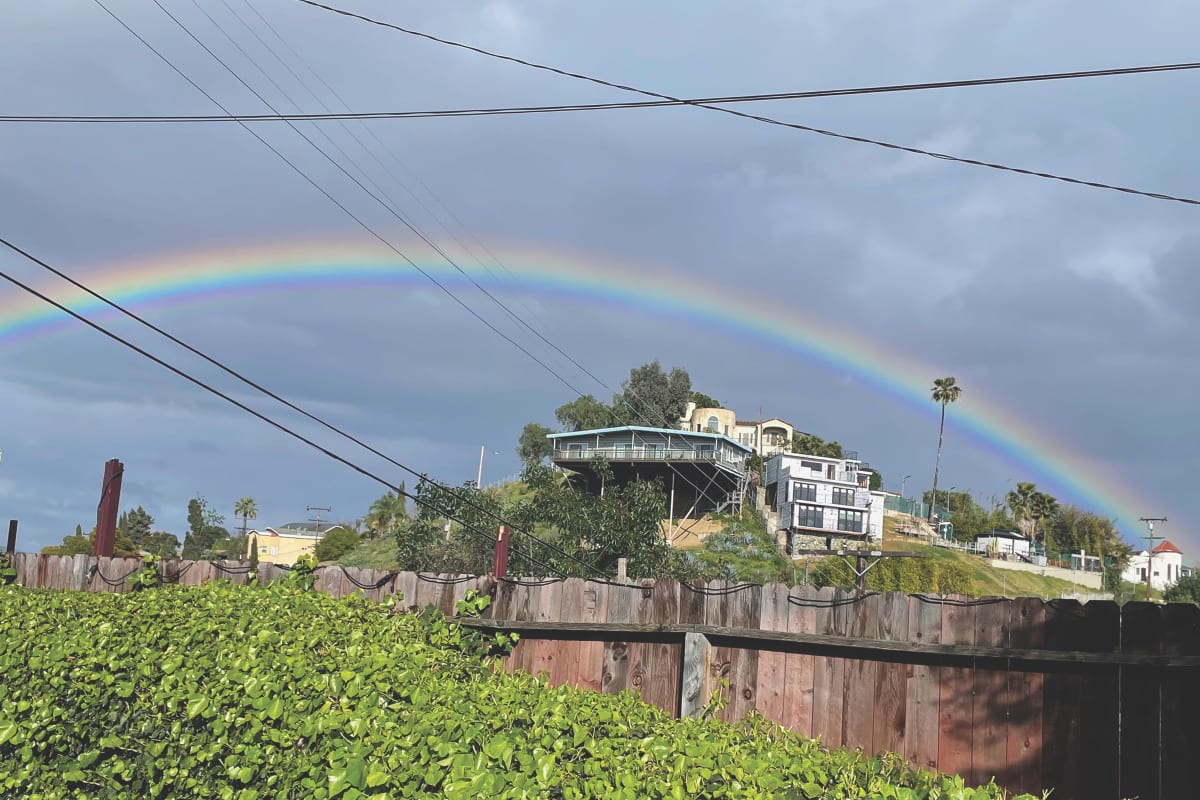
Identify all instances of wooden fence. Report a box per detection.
[8,553,1200,800]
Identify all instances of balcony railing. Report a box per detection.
[553,447,742,466]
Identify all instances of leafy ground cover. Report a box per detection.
[0,581,1038,799]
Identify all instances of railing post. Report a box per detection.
[679,632,713,718]
[492,525,509,579]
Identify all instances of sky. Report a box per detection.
[1,0,1197,556]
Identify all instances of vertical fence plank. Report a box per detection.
[811,587,846,748]
[1120,601,1164,800]
[1074,601,1120,800]
[755,583,789,726]
[843,592,881,750]
[639,580,681,715]
[782,584,817,737]
[1041,600,1086,799]
[971,600,1010,788]
[726,585,762,724]
[526,581,563,680]
[704,581,737,723]
[871,592,910,759]
[601,583,635,695]
[906,594,942,772]
[1005,597,1044,796]
[938,599,976,780]
[1161,602,1200,800]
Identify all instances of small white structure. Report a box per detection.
[974,530,1031,559]
[1122,539,1185,592]
[766,452,884,543]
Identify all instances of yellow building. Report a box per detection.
[245,524,344,564]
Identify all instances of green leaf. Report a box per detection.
[0,720,16,746]
[186,695,211,720]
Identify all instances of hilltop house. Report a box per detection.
[973,530,1032,560]
[245,522,345,564]
[548,425,752,516]
[1121,539,1186,592]
[678,403,795,457]
[766,452,884,548]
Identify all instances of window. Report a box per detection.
[259,546,269,554]
[568,443,585,455]
[800,460,823,471]
[837,509,864,533]
[795,505,824,528]
[793,482,817,502]
[706,415,720,433]
[832,488,856,506]
[615,442,629,456]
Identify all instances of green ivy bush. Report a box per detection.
[0,583,1038,799]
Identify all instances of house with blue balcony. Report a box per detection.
[548,425,752,517]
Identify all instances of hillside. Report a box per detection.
[880,515,1099,599]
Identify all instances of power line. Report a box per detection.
[90,0,740,518]
[0,234,599,580]
[9,59,1200,124]
[293,0,1200,208]
[0,245,565,578]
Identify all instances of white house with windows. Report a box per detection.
[765,452,884,546]
[1121,539,1186,592]
[677,403,796,457]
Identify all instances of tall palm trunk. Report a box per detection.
[930,401,946,521]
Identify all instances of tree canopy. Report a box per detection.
[689,391,721,409]
[615,360,692,429]
[554,394,617,432]
[517,422,555,465]
[791,433,844,458]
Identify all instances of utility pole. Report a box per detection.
[1138,517,1167,600]
[307,505,331,540]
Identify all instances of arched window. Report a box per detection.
[706,415,719,433]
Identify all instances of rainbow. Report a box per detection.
[0,238,1167,546]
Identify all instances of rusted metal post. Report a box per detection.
[492,524,509,579]
[4,520,15,555]
[93,459,124,558]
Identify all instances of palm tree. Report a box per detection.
[1005,482,1039,541]
[365,488,407,539]
[929,377,963,520]
[1030,491,1060,552]
[234,497,258,538]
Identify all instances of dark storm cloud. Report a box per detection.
[3,0,1199,550]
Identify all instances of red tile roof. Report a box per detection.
[1153,539,1183,555]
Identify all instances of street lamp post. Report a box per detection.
[901,474,912,514]
[476,446,500,489]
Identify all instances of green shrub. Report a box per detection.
[0,583,1037,799]
[314,528,361,562]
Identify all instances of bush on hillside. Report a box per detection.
[314,527,360,562]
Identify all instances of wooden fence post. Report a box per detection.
[5,520,15,555]
[679,632,713,718]
[492,525,509,579]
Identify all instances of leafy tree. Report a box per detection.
[1030,492,1060,551]
[1164,572,1200,604]
[315,528,361,562]
[41,525,93,556]
[614,360,691,429]
[517,422,555,465]
[366,489,407,539]
[555,394,618,431]
[868,470,883,492]
[929,376,963,520]
[689,391,721,409]
[790,433,844,458]
[396,480,502,575]
[234,497,258,537]
[117,506,154,550]
[142,531,180,559]
[181,496,230,560]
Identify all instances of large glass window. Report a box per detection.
[832,488,856,506]
[795,505,824,528]
[793,482,817,502]
[837,509,864,533]
[706,415,720,432]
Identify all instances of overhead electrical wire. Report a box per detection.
[87,0,749,520]
[9,59,1200,124]
[121,0,735,517]
[0,241,567,579]
[292,0,1200,208]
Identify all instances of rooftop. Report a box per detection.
[1153,539,1183,555]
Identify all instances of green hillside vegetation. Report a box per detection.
[0,582,1038,799]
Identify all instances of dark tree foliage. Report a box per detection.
[554,395,619,432]
[1164,572,1200,604]
[614,361,691,429]
[790,433,844,458]
[689,391,721,409]
[315,528,361,562]
[517,422,555,465]
[181,497,229,560]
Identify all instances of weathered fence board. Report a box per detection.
[9,552,1200,800]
